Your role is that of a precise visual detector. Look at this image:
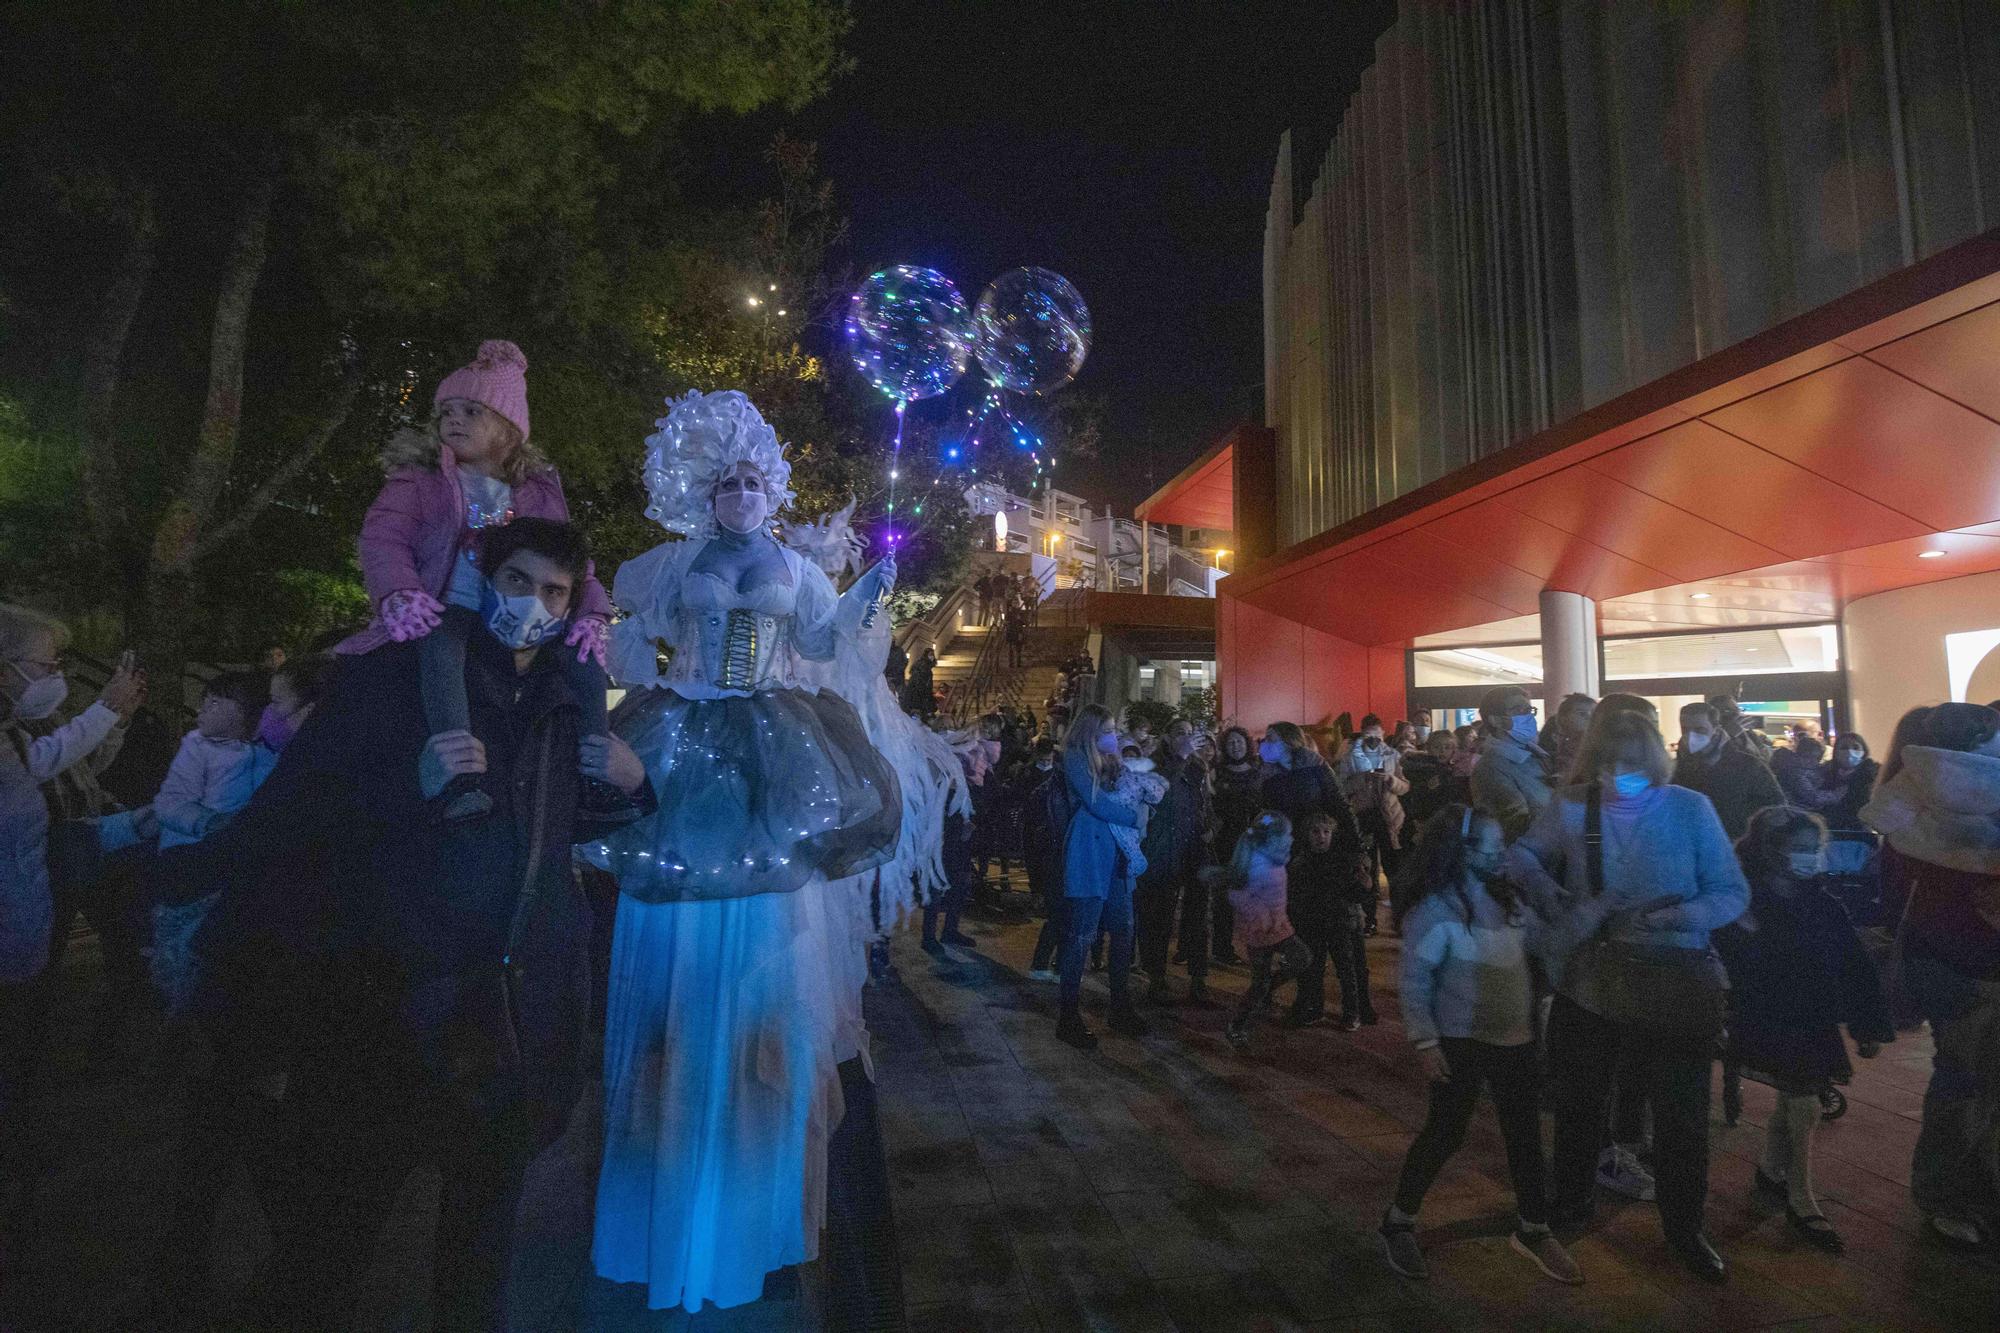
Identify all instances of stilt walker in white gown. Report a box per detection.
[584,390,908,1312]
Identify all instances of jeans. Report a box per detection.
[422,605,609,739]
[1903,952,2000,1228]
[1547,994,1712,1241]
[1029,864,1067,971]
[1059,879,1134,1012]
[1235,936,1310,1027]
[1394,1037,1547,1224]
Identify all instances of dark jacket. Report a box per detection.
[1260,759,1366,859]
[1673,744,1786,840]
[1139,753,1212,883]
[1716,880,1895,1086]
[1286,844,1370,943]
[1211,760,1265,856]
[1771,742,1827,806]
[199,635,651,1139]
[1810,756,1879,831]
[1400,751,1466,827]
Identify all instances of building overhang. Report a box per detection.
[1227,228,2000,646]
[1136,435,1236,530]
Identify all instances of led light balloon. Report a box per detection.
[845,266,974,402]
[973,266,1091,394]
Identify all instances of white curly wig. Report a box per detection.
[641,389,796,537]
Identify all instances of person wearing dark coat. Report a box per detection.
[1674,702,1786,840]
[183,520,652,1328]
[902,645,937,718]
[1258,722,1371,1017]
[1207,726,1265,963]
[1135,722,1215,1004]
[1716,807,1894,1256]
[1808,733,1879,832]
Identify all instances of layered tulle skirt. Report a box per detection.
[581,684,901,902]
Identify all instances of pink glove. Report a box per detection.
[381,589,446,643]
[566,614,609,669]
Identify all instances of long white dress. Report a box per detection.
[584,538,902,1312]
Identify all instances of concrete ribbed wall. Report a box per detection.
[1266,0,2000,549]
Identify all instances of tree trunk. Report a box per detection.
[78,189,155,583]
[148,173,277,583]
[138,173,276,685]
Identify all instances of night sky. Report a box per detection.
[699,0,1395,514]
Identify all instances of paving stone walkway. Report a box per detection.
[871,913,2000,1332]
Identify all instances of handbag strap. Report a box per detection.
[1585,782,1605,897]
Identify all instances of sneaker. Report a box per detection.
[1146,975,1174,1005]
[920,938,946,956]
[1338,1015,1362,1032]
[1596,1144,1656,1202]
[1378,1218,1427,1280]
[1055,1014,1099,1051]
[1224,1020,1250,1050]
[1358,1007,1380,1026]
[1184,978,1218,1009]
[940,929,978,949]
[1510,1229,1583,1284]
[1107,1006,1147,1038]
[1926,1215,1985,1250]
[1027,968,1059,983]
[1281,1011,1328,1029]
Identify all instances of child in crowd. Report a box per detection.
[1283,811,1337,1027]
[150,672,266,850]
[1089,744,1166,971]
[335,340,619,822]
[1716,807,1894,1256]
[1380,804,1578,1285]
[1286,809,1377,1030]
[1213,811,1304,1049]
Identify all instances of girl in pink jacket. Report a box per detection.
[335,340,618,820]
[1214,810,1305,1049]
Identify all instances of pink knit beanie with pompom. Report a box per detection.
[435,339,530,440]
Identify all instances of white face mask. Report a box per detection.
[1412,725,1431,742]
[1836,749,1862,768]
[7,662,68,721]
[1258,738,1286,764]
[714,488,770,535]
[1683,730,1711,754]
[479,581,567,650]
[1787,851,1826,879]
[1095,729,1121,755]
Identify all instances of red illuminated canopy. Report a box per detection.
[1136,435,1235,531]
[1227,230,2000,647]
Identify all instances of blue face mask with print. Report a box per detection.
[1508,713,1539,748]
[479,578,567,650]
[1610,770,1651,800]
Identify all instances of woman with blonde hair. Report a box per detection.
[1509,708,1747,1284]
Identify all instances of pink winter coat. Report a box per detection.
[335,447,611,656]
[1229,852,1295,952]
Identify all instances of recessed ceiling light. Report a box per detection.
[1690,592,1712,600]
[1745,647,1761,653]
[1919,549,1947,559]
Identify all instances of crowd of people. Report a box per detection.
[0,340,1995,1322]
[913,682,2000,1287]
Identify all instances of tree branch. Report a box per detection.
[78,188,155,564]
[191,360,363,564]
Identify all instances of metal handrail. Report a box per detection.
[949,619,1005,725]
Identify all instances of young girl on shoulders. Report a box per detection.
[333,340,619,821]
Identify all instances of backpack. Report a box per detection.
[1026,767,1075,876]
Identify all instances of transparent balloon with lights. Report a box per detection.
[973,266,1092,395]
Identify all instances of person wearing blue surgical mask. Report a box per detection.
[1506,708,1748,1285]
[1470,686,1555,843]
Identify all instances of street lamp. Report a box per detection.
[1210,548,1230,569]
